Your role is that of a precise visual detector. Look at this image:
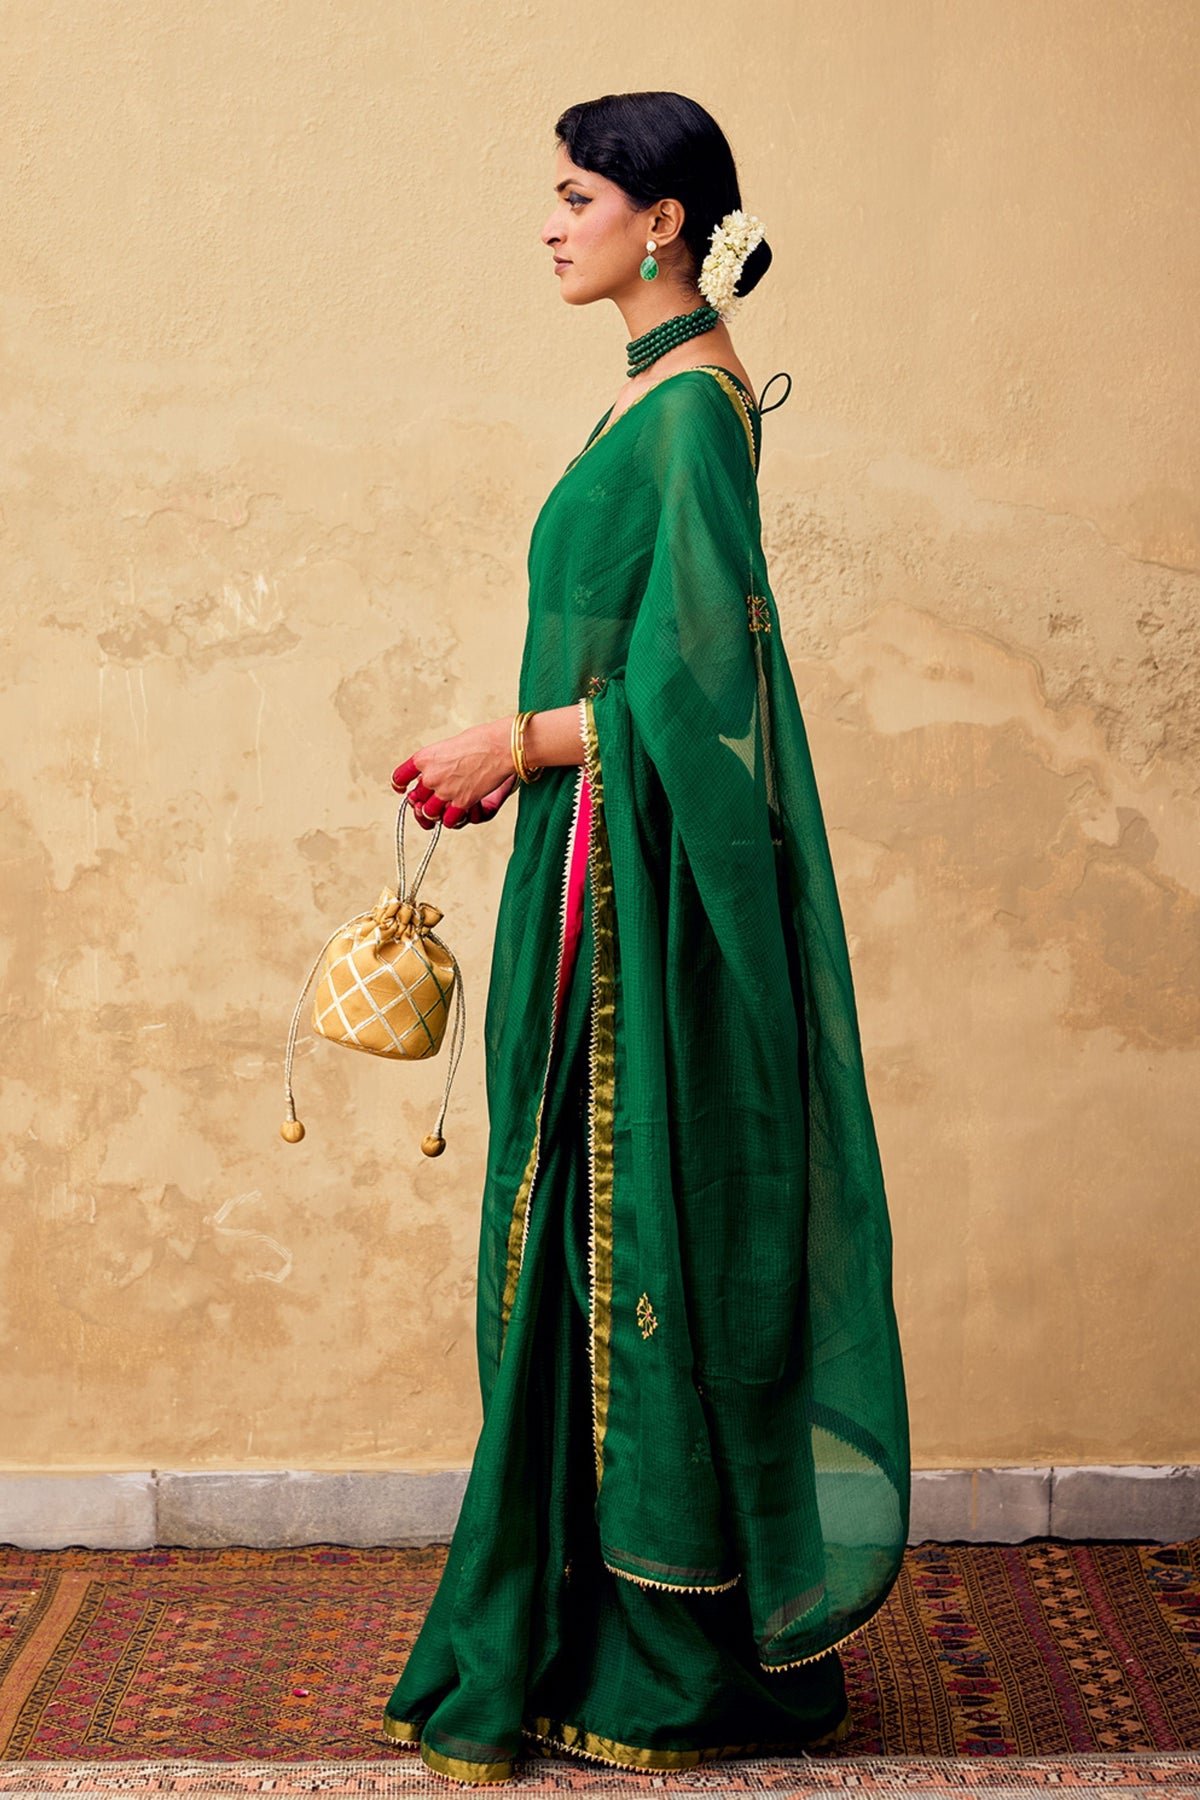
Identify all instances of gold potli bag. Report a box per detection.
[281,802,465,1156]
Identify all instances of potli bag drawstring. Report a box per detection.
[281,802,466,1157]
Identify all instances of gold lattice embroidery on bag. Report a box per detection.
[747,593,772,632]
[281,803,466,1156]
[636,1292,658,1338]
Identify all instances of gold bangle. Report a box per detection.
[511,710,531,783]
[523,711,544,780]
[512,709,543,782]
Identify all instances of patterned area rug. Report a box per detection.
[0,1540,1198,1770]
[0,1752,1199,1795]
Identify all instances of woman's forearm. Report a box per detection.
[521,702,586,769]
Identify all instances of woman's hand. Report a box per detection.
[392,718,518,830]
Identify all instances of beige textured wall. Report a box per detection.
[2,0,1197,1474]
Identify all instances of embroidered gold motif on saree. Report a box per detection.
[586,671,610,697]
[747,592,772,631]
[636,1291,658,1337]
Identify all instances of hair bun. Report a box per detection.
[735,236,773,298]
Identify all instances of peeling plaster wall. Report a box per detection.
[1,0,1197,1472]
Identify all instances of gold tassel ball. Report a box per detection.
[421,1132,446,1157]
[281,1118,305,1143]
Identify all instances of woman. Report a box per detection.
[381,91,909,1786]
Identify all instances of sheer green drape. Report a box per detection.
[506,367,908,1663]
[383,365,908,1781]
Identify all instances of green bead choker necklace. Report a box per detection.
[626,302,720,377]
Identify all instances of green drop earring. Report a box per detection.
[639,237,659,281]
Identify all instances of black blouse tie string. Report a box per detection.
[758,371,792,415]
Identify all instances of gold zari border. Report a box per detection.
[698,365,758,473]
[498,765,587,1347]
[383,1707,851,1786]
[760,1612,875,1671]
[604,1556,742,1594]
[381,1713,514,1785]
[381,1715,422,1742]
[498,1128,539,1340]
[522,1707,851,1774]
[582,696,615,1491]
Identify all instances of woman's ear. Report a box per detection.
[649,198,685,251]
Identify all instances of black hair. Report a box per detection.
[553,91,772,299]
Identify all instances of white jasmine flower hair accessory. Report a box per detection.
[698,209,767,323]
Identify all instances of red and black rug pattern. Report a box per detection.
[1,1540,1198,1761]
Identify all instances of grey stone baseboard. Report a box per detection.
[0,1466,1197,1551]
[909,1465,1200,1544]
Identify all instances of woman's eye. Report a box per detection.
[565,193,587,208]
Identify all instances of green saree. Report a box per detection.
[381,364,910,1784]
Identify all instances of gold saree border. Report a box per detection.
[698,365,759,474]
[752,626,781,826]
[522,1707,852,1774]
[498,764,587,1348]
[581,694,615,1491]
[384,1707,852,1785]
[381,1712,513,1784]
[603,1554,741,1594]
[582,693,743,1589]
[760,1613,875,1671]
[381,1714,422,1743]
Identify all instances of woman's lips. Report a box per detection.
[554,259,571,271]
